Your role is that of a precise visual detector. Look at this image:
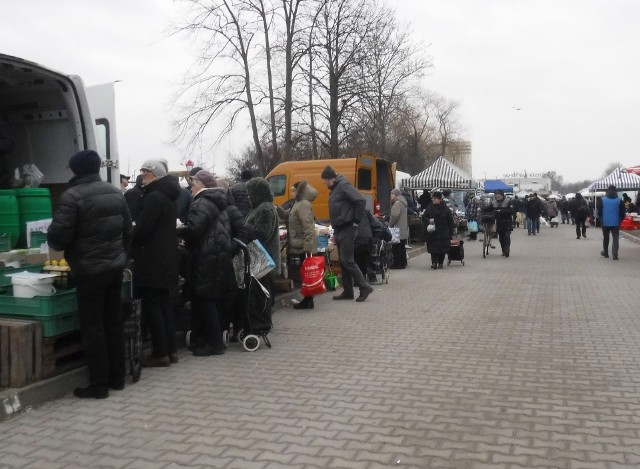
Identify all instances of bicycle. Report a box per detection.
[480,215,496,258]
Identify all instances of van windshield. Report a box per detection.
[268,175,287,197]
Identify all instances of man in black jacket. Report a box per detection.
[229,169,253,219]
[322,165,373,302]
[48,150,132,399]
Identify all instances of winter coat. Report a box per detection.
[288,181,318,255]
[489,197,514,232]
[572,196,589,222]
[390,196,409,240]
[546,200,559,218]
[176,187,193,223]
[245,177,281,276]
[328,174,366,231]
[124,179,144,222]
[131,175,180,290]
[229,180,252,219]
[465,198,480,221]
[178,188,235,299]
[597,188,625,227]
[224,190,247,247]
[422,202,454,255]
[48,174,132,278]
[524,197,543,219]
[355,211,374,250]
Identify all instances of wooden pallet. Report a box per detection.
[0,318,42,389]
[41,330,85,379]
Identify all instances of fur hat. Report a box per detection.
[140,159,168,178]
[69,150,101,176]
[321,165,337,180]
[240,169,253,181]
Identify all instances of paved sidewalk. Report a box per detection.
[1,223,640,468]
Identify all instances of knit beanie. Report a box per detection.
[495,189,505,197]
[193,170,217,188]
[140,159,168,178]
[69,150,101,175]
[189,166,204,177]
[321,165,337,180]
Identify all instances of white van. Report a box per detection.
[0,54,120,204]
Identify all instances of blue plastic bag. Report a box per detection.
[468,220,478,233]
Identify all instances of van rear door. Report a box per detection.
[355,155,376,214]
[375,159,394,215]
[86,83,119,185]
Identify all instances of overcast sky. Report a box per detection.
[2,0,639,182]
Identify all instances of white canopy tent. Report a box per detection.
[402,156,480,190]
[587,167,640,192]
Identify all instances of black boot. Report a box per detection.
[294,297,314,310]
[431,263,437,269]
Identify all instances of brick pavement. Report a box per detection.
[1,223,640,468]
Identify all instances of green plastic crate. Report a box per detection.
[0,288,78,317]
[0,233,10,252]
[0,311,80,337]
[0,264,46,290]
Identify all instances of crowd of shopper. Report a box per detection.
[47,149,631,400]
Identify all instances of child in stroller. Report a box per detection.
[367,238,390,284]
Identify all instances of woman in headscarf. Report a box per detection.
[287,180,318,310]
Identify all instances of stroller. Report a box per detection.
[234,239,273,352]
[122,268,142,383]
[447,239,465,266]
[367,238,390,284]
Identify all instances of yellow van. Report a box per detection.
[266,155,396,221]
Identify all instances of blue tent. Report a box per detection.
[483,179,513,193]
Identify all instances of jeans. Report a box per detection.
[526,217,536,234]
[336,225,370,296]
[75,268,125,388]
[602,227,620,257]
[140,287,176,358]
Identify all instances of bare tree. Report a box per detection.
[603,162,624,176]
[309,0,375,157]
[243,0,279,161]
[172,0,265,171]
[433,95,462,157]
[358,8,430,159]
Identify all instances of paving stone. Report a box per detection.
[2,229,640,467]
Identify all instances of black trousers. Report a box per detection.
[140,287,176,358]
[354,243,372,280]
[391,240,407,269]
[430,253,446,265]
[75,268,125,388]
[191,296,223,348]
[575,218,587,238]
[498,229,511,254]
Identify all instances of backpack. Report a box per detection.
[577,203,590,218]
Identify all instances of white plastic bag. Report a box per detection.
[22,164,44,187]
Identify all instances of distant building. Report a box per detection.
[501,174,552,195]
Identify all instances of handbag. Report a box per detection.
[324,270,340,291]
[389,226,401,244]
[300,255,327,297]
[232,239,276,285]
[467,220,478,233]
